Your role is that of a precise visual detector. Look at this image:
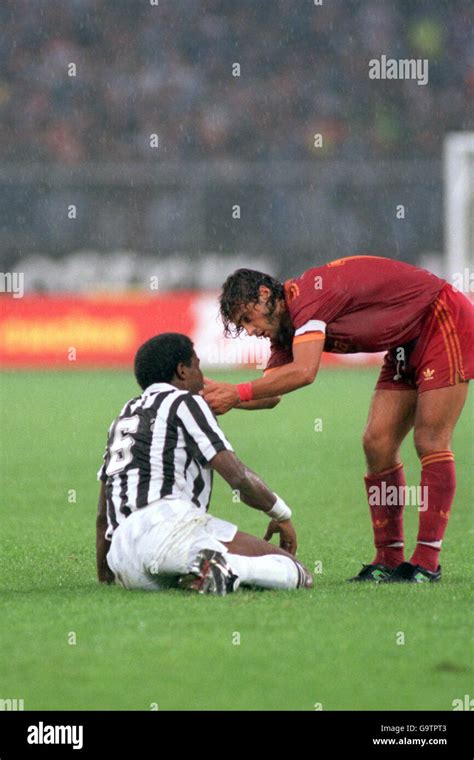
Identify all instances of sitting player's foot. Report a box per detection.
[295,561,313,588]
[177,550,240,595]
[346,563,394,583]
[387,561,441,583]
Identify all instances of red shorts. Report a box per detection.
[376,283,474,394]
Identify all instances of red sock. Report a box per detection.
[410,451,456,572]
[365,463,405,568]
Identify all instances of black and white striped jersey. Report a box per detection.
[97,382,233,538]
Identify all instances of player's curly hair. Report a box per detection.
[134,333,194,389]
[219,269,284,337]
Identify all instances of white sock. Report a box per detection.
[227,553,300,590]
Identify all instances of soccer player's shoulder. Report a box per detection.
[175,391,212,415]
[283,266,325,304]
[173,392,219,428]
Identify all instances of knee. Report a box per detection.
[414,426,451,459]
[362,427,401,473]
[363,427,395,460]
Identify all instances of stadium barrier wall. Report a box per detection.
[0,293,382,369]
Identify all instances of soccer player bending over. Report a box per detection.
[96,333,312,595]
[203,256,473,583]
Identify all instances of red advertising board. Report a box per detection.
[0,293,197,367]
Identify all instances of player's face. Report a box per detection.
[183,351,204,393]
[232,286,283,340]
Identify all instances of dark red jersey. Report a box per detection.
[265,256,446,372]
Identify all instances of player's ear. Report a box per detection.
[258,285,272,303]
[175,361,187,380]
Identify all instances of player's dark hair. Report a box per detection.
[219,268,284,337]
[134,333,194,389]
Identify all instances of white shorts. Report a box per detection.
[106,498,238,591]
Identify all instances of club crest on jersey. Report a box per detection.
[422,368,435,380]
[284,280,300,302]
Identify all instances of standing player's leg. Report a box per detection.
[406,383,469,575]
[389,284,473,581]
[349,388,417,581]
[363,389,418,472]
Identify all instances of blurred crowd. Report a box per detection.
[1,0,473,164]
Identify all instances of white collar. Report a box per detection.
[142,382,179,396]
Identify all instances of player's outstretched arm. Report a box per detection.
[203,337,324,414]
[202,377,281,411]
[234,396,281,410]
[96,482,114,584]
[210,449,297,554]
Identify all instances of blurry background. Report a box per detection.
[2,2,473,715]
[0,0,473,365]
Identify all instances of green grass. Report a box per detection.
[1,369,472,710]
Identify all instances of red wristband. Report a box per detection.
[237,382,254,402]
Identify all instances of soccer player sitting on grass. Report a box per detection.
[203,256,473,583]
[96,333,312,594]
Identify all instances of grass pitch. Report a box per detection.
[1,368,472,710]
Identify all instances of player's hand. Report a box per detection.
[263,519,297,555]
[201,381,240,415]
[200,378,223,414]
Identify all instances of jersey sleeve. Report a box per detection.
[293,319,326,347]
[176,394,234,465]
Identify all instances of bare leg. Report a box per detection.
[363,389,417,473]
[413,384,469,456]
[223,530,298,558]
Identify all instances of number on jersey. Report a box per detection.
[106,415,140,476]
